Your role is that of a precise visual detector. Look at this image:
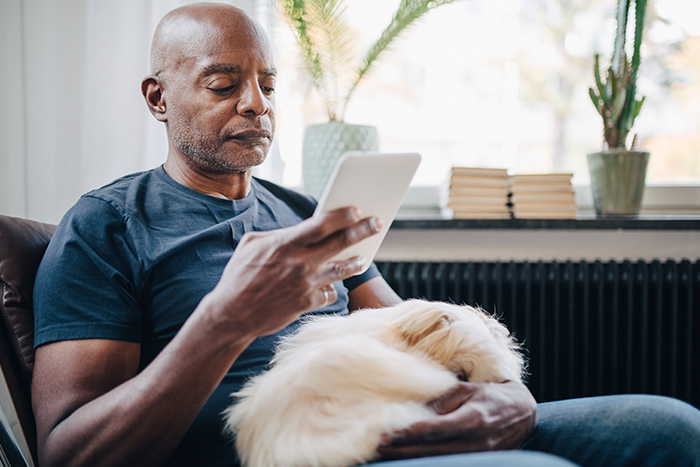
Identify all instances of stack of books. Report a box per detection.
[446,167,511,219]
[509,173,577,219]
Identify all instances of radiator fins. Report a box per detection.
[376,260,699,408]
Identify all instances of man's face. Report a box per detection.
[163,16,276,174]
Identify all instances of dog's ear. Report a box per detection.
[472,306,511,341]
[469,306,526,382]
[387,300,453,348]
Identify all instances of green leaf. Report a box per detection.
[610,86,627,124]
[276,0,326,110]
[630,0,647,85]
[277,0,462,121]
[341,0,461,120]
[607,66,618,102]
[632,96,645,121]
[276,0,357,120]
[611,0,630,74]
[589,87,604,117]
[593,54,606,98]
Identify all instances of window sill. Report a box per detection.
[380,190,700,262]
[390,215,700,231]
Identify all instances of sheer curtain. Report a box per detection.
[0,0,270,224]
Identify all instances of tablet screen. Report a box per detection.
[314,152,421,274]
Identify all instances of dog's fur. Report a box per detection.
[223,299,525,467]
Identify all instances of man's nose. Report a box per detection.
[237,81,269,117]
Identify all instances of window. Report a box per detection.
[269,0,700,190]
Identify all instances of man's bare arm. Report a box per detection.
[32,207,381,467]
[348,276,403,311]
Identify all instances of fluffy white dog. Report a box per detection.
[223,299,525,467]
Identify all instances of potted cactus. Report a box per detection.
[587,0,649,215]
[276,0,459,197]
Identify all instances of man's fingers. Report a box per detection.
[429,382,478,414]
[312,216,382,260]
[385,412,471,446]
[277,207,383,264]
[317,256,368,283]
[310,258,365,310]
[291,207,363,245]
[317,284,338,309]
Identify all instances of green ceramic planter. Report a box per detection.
[302,122,379,199]
[587,149,650,216]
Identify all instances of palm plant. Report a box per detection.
[588,0,648,150]
[277,0,461,122]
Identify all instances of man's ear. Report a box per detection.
[142,76,167,122]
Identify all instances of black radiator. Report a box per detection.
[375,260,700,408]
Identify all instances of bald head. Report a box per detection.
[150,3,270,78]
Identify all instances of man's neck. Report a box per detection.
[163,157,252,200]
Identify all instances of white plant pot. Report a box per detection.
[302,122,379,199]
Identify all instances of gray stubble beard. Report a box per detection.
[168,118,269,174]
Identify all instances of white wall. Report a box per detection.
[1,0,27,217]
[377,229,700,262]
[0,0,258,224]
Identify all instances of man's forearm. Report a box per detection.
[36,297,254,467]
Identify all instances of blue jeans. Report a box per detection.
[367,395,700,466]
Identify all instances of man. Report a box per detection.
[32,3,700,467]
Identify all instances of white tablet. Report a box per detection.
[313,152,421,274]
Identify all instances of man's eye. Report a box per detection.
[261,86,275,95]
[210,86,235,95]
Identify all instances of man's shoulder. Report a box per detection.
[53,168,176,240]
[83,168,159,208]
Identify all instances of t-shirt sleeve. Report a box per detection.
[33,195,143,348]
[342,262,381,292]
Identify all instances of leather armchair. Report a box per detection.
[0,214,56,466]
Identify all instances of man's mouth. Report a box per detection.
[228,129,271,145]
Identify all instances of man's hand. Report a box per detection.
[204,206,382,340]
[377,381,538,460]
